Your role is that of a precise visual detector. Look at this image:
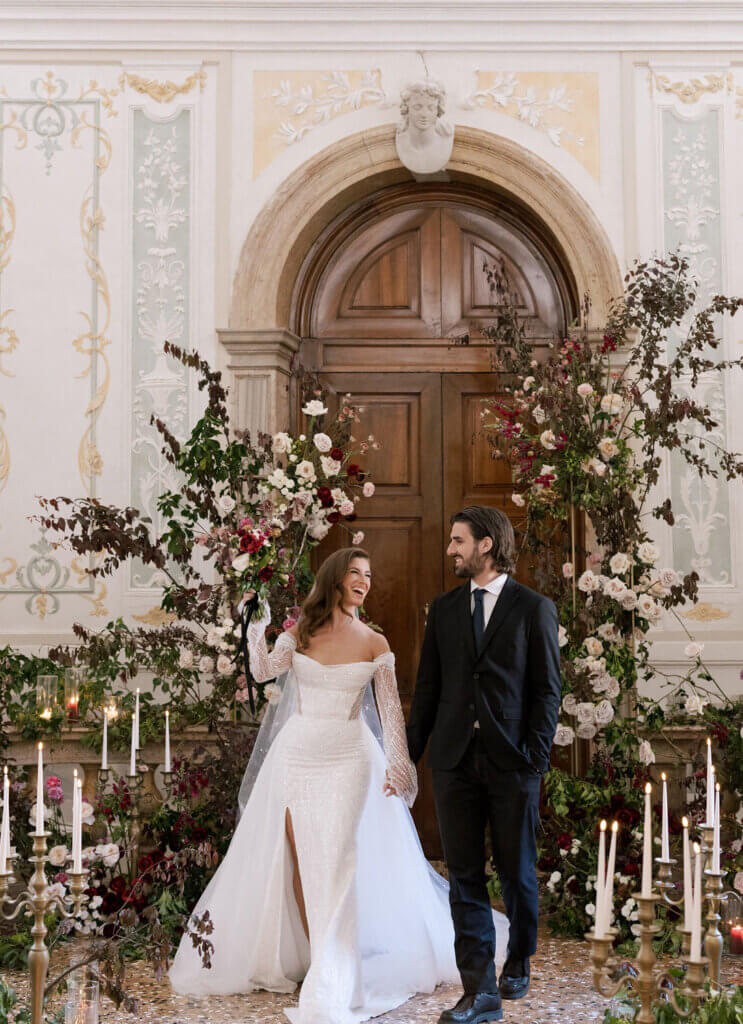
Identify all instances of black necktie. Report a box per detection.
[472,588,487,650]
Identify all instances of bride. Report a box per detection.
[169,546,508,1023]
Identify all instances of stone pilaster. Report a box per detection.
[218,328,301,435]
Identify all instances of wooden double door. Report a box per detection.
[298,188,571,853]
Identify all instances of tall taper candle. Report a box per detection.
[35,742,44,835]
[682,816,692,931]
[691,841,702,960]
[73,777,82,873]
[164,709,171,773]
[595,820,607,938]
[661,772,670,860]
[603,821,619,934]
[134,689,140,751]
[72,769,79,870]
[0,767,9,873]
[705,736,714,825]
[130,711,136,777]
[713,782,721,873]
[102,706,108,771]
[641,781,653,897]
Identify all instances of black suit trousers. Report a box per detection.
[433,733,541,994]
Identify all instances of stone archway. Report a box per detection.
[221,124,622,434]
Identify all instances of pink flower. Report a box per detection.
[282,618,297,631]
[352,532,365,545]
[195,534,210,546]
[45,776,64,804]
[562,562,574,579]
[362,482,375,498]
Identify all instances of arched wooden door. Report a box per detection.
[293,184,575,854]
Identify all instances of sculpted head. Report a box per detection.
[399,80,450,137]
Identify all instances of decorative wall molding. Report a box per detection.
[681,602,732,622]
[253,69,387,177]
[462,70,600,180]
[120,70,206,105]
[650,70,733,104]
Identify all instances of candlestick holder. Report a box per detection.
[587,892,708,1024]
[700,824,724,989]
[161,769,174,798]
[97,766,111,790]
[655,856,691,956]
[125,767,149,877]
[0,831,89,1024]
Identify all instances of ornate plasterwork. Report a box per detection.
[253,69,387,177]
[130,110,191,589]
[462,71,600,180]
[120,70,206,105]
[650,71,733,105]
[681,602,732,623]
[0,186,18,498]
[132,606,178,626]
[661,109,731,586]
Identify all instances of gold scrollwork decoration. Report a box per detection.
[0,110,27,150]
[70,555,108,617]
[132,607,178,626]
[651,71,733,104]
[76,80,121,119]
[119,70,206,105]
[681,602,731,622]
[0,556,15,584]
[736,88,743,120]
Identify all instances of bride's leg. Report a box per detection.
[285,808,309,940]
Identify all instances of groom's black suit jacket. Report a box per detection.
[406,576,561,775]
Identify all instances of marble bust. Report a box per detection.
[395,80,454,176]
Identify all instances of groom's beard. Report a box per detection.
[452,553,490,578]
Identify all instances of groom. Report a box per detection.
[407,506,561,1024]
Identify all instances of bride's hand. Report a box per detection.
[383,773,398,798]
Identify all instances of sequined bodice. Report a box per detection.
[292,652,378,721]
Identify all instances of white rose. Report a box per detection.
[684,642,704,659]
[231,552,252,573]
[603,577,627,600]
[363,482,375,498]
[339,499,355,516]
[605,677,621,700]
[553,724,575,746]
[637,541,659,565]
[539,464,556,477]
[48,845,69,867]
[267,467,289,489]
[296,460,317,483]
[216,654,233,675]
[577,570,600,593]
[511,492,525,507]
[597,622,619,641]
[576,702,596,725]
[588,457,607,477]
[591,673,609,694]
[540,429,557,450]
[598,436,619,461]
[562,694,578,715]
[585,636,603,657]
[600,393,623,415]
[319,456,340,477]
[206,627,220,647]
[522,376,535,392]
[577,722,597,740]
[263,683,282,706]
[95,842,120,868]
[585,902,596,917]
[637,740,656,766]
[577,382,594,398]
[308,518,330,541]
[594,700,615,727]
[558,625,568,648]
[609,552,631,575]
[659,568,681,588]
[45,882,66,901]
[80,801,94,826]
[533,406,547,424]
[636,594,660,620]
[199,655,215,674]
[272,432,292,454]
[313,433,332,453]
[29,804,49,826]
[352,531,365,545]
[620,590,639,611]
[549,870,561,885]
[685,693,708,716]
[562,562,574,579]
[179,649,194,669]
[217,494,236,517]
[302,400,328,417]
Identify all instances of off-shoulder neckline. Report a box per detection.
[292,649,394,669]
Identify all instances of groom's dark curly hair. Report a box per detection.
[450,506,517,574]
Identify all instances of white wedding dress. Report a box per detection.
[169,621,509,1023]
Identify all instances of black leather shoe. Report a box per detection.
[436,991,504,1024]
[498,956,530,1000]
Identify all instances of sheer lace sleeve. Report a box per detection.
[373,652,419,808]
[246,604,296,683]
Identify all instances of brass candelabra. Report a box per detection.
[0,831,89,1024]
[98,764,173,876]
[587,892,708,1024]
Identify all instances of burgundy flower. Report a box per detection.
[317,486,334,508]
[327,511,341,524]
[556,832,572,850]
[330,447,343,462]
[258,565,274,583]
[346,463,360,477]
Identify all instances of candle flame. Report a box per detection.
[661,772,666,781]
[712,764,716,775]
[707,736,711,746]
[38,741,43,751]
[682,815,689,828]
[600,819,607,832]
[693,841,701,854]
[611,821,619,833]
[715,781,720,792]
[645,782,652,793]
[76,778,82,789]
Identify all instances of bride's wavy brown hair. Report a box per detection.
[297,547,370,650]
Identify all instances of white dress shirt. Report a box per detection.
[470,574,508,730]
[470,573,509,628]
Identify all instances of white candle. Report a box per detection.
[35,743,44,835]
[72,769,79,869]
[135,689,140,751]
[713,782,721,874]
[682,816,692,931]
[641,782,653,897]
[603,822,619,934]
[73,777,82,873]
[660,772,670,861]
[0,767,9,873]
[705,737,714,825]
[101,706,108,771]
[130,713,136,777]
[164,709,171,773]
[595,820,607,938]
[691,841,702,960]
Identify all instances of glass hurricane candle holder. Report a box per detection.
[64,668,82,722]
[103,694,119,721]
[64,974,99,1024]
[721,891,743,955]
[36,674,58,720]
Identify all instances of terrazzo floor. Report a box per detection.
[4,931,743,1024]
